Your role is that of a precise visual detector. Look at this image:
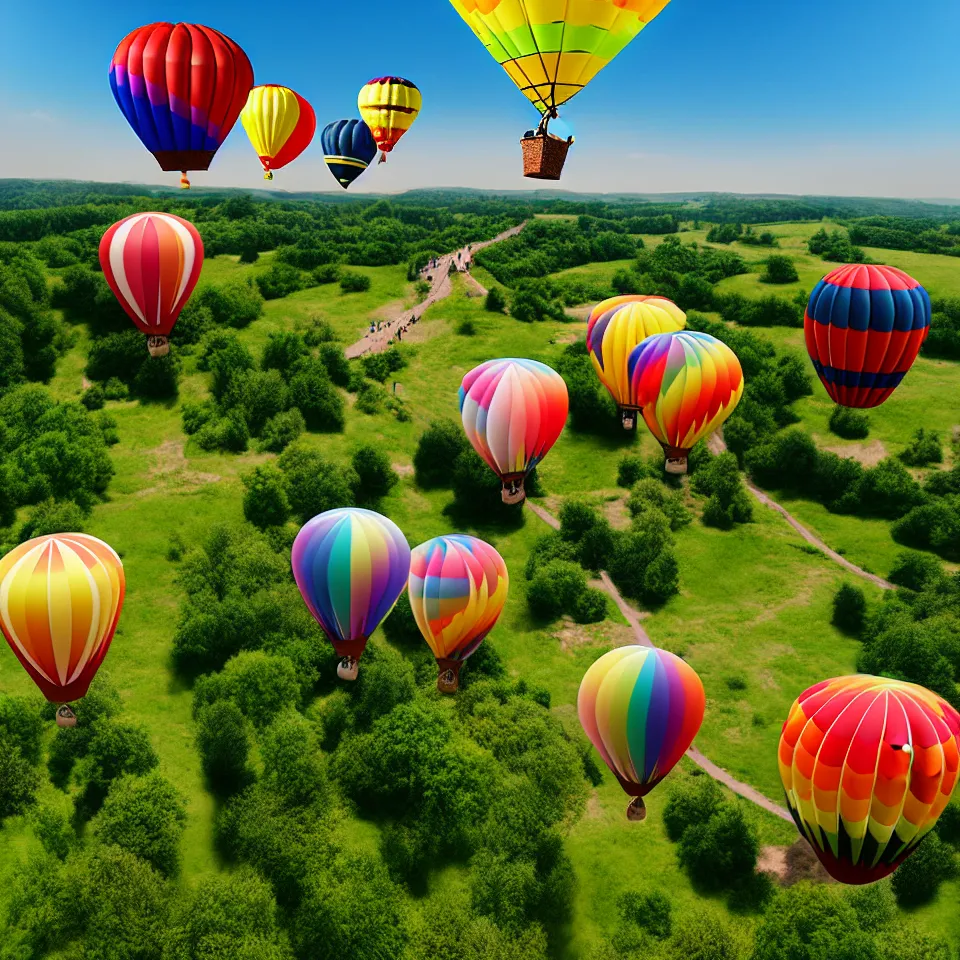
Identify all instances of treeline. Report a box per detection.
[848,216,960,256]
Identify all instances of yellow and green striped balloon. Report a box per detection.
[448,0,672,115]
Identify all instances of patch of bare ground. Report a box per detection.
[402,319,445,345]
[566,305,593,321]
[392,463,414,477]
[585,793,603,820]
[555,616,635,652]
[371,300,408,323]
[784,839,833,885]
[553,331,581,345]
[135,441,220,497]
[602,497,632,530]
[758,846,789,883]
[821,438,887,467]
[81,376,92,390]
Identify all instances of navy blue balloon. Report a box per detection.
[321,119,378,189]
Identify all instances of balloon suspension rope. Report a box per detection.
[264,165,273,181]
[626,797,647,822]
[378,152,387,164]
[180,171,191,189]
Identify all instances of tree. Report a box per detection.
[617,455,649,488]
[413,420,468,488]
[18,498,87,540]
[888,550,943,591]
[78,719,159,816]
[662,775,723,842]
[830,405,870,440]
[261,331,308,376]
[643,550,681,604]
[277,445,356,521]
[81,383,105,410]
[485,287,506,313]
[761,255,799,284]
[0,734,40,820]
[132,353,180,400]
[242,464,291,529]
[899,428,943,466]
[833,583,868,634]
[28,803,75,860]
[195,700,252,796]
[289,360,345,432]
[677,802,760,890]
[351,445,399,503]
[665,911,742,960]
[339,271,372,293]
[318,343,351,387]
[890,833,956,906]
[259,408,305,453]
[527,560,588,620]
[93,772,187,877]
[629,479,693,531]
[691,453,753,529]
[240,369,289,436]
[197,279,264,328]
[256,263,304,300]
[261,710,329,808]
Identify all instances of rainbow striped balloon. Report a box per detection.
[587,296,686,424]
[408,535,508,689]
[628,331,744,472]
[0,534,125,705]
[291,509,411,666]
[578,646,705,815]
[459,358,568,502]
[779,675,960,885]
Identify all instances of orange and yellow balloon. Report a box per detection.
[358,77,421,162]
[408,535,508,693]
[779,675,960,885]
[0,534,125,725]
[240,84,317,181]
[578,645,705,820]
[586,296,686,429]
[628,331,744,474]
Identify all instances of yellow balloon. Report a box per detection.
[358,77,421,160]
[586,296,686,425]
[240,85,317,180]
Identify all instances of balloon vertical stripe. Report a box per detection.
[240,85,316,178]
[0,535,125,703]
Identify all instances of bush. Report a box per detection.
[527,560,588,621]
[573,588,608,624]
[662,775,723,842]
[456,318,477,336]
[198,279,264,328]
[832,583,867,634]
[131,352,180,400]
[352,445,399,503]
[628,479,692,531]
[829,405,870,440]
[414,420,468,488]
[617,455,649,488]
[242,464,291,529]
[319,343,351,387]
[80,384,105,410]
[278,445,356,521]
[103,377,128,401]
[289,360,345,431]
[761,255,799,284]
[899,428,942,466]
[259,408,305,453]
[0,736,40,820]
[195,700,252,796]
[643,550,681,604]
[18,498,87,540]
[355,380,387,414]
[485,287,506,313]
[312,263,342,285]
[618,889,672,940]
[261,331,308,376]
[691,453,753,528]
[888,550,944,591]
[340,271,371,293]
[677,802,760,890]
[891,833,956,906]
[255,263,305,300]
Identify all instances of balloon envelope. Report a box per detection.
[0,534,125,704]
[358,77,421,156]
[240,85,316,179]
[804,264,931,409]
[779,675,960,884]
[459,358,568,493]
[587,296,686,414]
[109,23,253,180]
[447,0,671,115]
[321,119,378,189]
[291,508,411,662]
[578,646,705,798]
[99,213,203,341]
[628,331,743,462]
[408,535,508,664]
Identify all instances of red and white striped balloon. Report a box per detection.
[98,212,203,350]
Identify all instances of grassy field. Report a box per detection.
[2,221,960,947]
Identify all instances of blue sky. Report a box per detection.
[1,0,959,196]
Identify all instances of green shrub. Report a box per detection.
[352,445,399,503]
[832,583,867,634]
[761,255,799,284]
[899,428,943,466]
[356,380,387,415]
[829,405,870,440]
[312,263,342,285]
[527,560,588,620]
[485,287,506,313]
[573,588,608,624]
[259,408,305,453]
[456,318,477,336]
[414,420,468,488]
[80,384,105,410]
[340,271,371,293]
[103,377,128,401]
[241,464,290,529]
[255,263,304,300]
[617,454,649,488]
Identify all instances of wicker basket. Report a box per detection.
[520,134,570,180]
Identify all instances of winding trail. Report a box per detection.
[706,431,894,591]
[345,222,526,360]
[524,500,793,822]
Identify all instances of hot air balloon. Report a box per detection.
[459,358,569,504]
[628,331,744,475]
[0,534,125,728]
[804,264,931,409]
[321,119,378,189]
[291,508,411,681]
[240,85,316,181]
[779,675,960,885]
[99,212,204,357]
[578,645,705,821]
[358,77,421,163]
[109,23,254,188]
[447,0,671,178]
[408,535,509,693]
[587,296,687,430]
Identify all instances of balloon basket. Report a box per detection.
[664,457,688,476]
[520,135,570,181]
[436,660,462,694]
[501,479,526,505]
[626,797,647,822]
[621,411,637,431]
[337,657,359,681]
[56,705,77,728]
[147,335,170,358]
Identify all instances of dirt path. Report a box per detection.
[524,499,793,822]
[706,431,894,591]
[344,222,526,360]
